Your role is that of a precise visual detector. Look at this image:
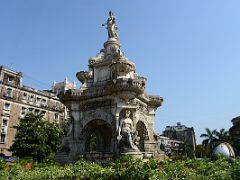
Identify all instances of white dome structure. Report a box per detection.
[212,142,235,158]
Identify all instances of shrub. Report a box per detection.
[0,157,239,179]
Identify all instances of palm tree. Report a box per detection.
[215,128,229,144]
[200,128,217,154]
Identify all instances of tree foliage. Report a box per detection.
[231,136,240,156]
[200,128,217,154]
[10,113,63,161]
[215,128,229,144]
[195,144,209,158]
[200,128,231,156]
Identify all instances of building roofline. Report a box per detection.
[0,81,58,100]
[0,65,23,77]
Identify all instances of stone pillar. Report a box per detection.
[114,112,120,157]
[71,110,80,140]
[0,71,3,82]
[68,139,83,161]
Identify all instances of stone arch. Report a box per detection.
[136,121,148,152]
[82,119,112,153]
[83,111,114,127]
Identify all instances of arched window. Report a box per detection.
[5,88,12,97]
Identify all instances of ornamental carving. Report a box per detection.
[82,100,113,111]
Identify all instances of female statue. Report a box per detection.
[102,11,118,39]
[118,110,138,151]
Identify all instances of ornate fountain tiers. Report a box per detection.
[61,77,155,102]
[56,11,164,164]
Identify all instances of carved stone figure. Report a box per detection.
[118,110,139,152]
[102,11,118,39]
[59,118,74,153]
[65,117,74,137]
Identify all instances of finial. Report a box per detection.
[64,77,68,83]
[102,11,119,39]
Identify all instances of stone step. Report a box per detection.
[55,152,75,164]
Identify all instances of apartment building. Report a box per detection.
[0,66,76,156]
[163,122,196,152]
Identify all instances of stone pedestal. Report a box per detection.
[120,152,143,160]
[83,153,115,165]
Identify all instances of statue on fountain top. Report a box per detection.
[102,11,119,39]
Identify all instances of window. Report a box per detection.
[36,97,41,106]
[54,113,59,122]
[0,134,6,143]
[35,109,40,115]
[3,103,11,111]
[2,119,8,126]
[41,99,47,107]
[29,94,34,101]
[55,102,61,110]
[54,113,59,120]
[1,119,8,134]
[28,108,34,113]
[5,88,13,97]
[56,102,60,107]
[21,107,27,115]
[1,118,8,135]
[41,111,46,117]
[22,92,28,100]
[8,76,14,82]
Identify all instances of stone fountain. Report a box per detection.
[56,11,164,164]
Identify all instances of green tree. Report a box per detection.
[10,113,63,161]
[215,128,229,145]
[230,136,240,156]
[195,144,208,158]
[200,128,217,156]
[89,133,97,152]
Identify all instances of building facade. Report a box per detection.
[229,116,240,137]
[52,77,76,97]
[163,122,196,152]
[229,116,240,155]
[0,66,75,156]
[159,135,184,156]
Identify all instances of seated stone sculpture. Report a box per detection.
[118,110,139,152]
[59,118,73,153]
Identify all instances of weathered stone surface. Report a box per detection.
[56,11,164,163]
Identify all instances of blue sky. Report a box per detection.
[1,1,240,143]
